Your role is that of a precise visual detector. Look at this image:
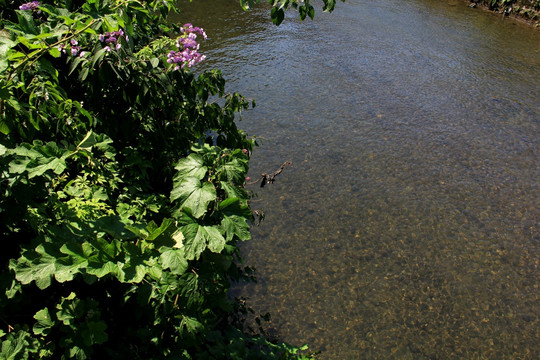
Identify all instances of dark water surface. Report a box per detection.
[174,0,539,358]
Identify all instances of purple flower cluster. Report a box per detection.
[19,1,40,11]
[98,29,128,52]
[58,39,85,57]
[167,23,207,70]
[69,39,82,56]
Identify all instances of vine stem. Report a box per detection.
[8,18,102,82]
[246,161,292,187]
[0,316,14,333]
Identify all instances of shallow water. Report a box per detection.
[175,0,539,358]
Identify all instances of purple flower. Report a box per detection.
[168,24,207,70]
[181,23,208,40]
[63,38,82,56]
[180,38,198,49]
[98,28,127,52]
[19,1,40,10]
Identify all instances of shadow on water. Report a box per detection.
[173,0,539,358]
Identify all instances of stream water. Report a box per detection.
[174,0,539,358]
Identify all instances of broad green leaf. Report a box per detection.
[10,246,56,290]
[204,225,226,253]
[79,67,89,82]
[215,157,248,184]
[68,346,87,360]
[171,176,216,218]
[323,0,337,12]
[8,142,69,178]
[239,0,255,11]
[0,36,17,50]
[0,330,32,360]
[145,218,174,241]
[54,252,88,283]
[56,293,84,326]
[220,181,248,201]
[0,117,9,135]
[120,243,147,283]
[81,321,108,345]
[4,278,22,300]
[95,215,133,239]
[180,223,206,260]
[221,215,251,242]
[16,10,39,35]
[150,57,160,68]
[86,240,124,280]
[218,197,252,218]
[91,237,119,259]
[180,315,204,334]
[174,153,208,181]
[27,157,67,178]
[86,261,122,279]
[76,130,97,150]
[160,249,188,275]
[121,263,146,283]
[145,261,163,280]
[47,47,61,58]
[0,44,11,72]
[181,223,226,260]
[90,47,107,69]
[60,242,93,264]
[33,308,55,336]
[308,5,316,19]
[271,7,285,25]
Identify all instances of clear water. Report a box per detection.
[174,0,539,358]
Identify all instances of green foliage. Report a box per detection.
[0,0,322,358]
[240,0,345,25]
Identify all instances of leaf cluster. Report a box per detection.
[240,0,345,25]
[0,0,315,359]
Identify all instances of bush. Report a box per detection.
[0,0,341,358]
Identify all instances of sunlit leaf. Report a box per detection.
[181,223,225,260]
[221,215,251,242]
[180,315,204,334]
[174,153,208,180]
[0,330,33,360]
[10,246,56,290]
[171,176,216,218]
[33,308,56,336]
[160,248,188,275]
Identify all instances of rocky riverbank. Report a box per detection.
[467,0,540,26]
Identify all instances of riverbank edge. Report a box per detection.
[465,0,540,27]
